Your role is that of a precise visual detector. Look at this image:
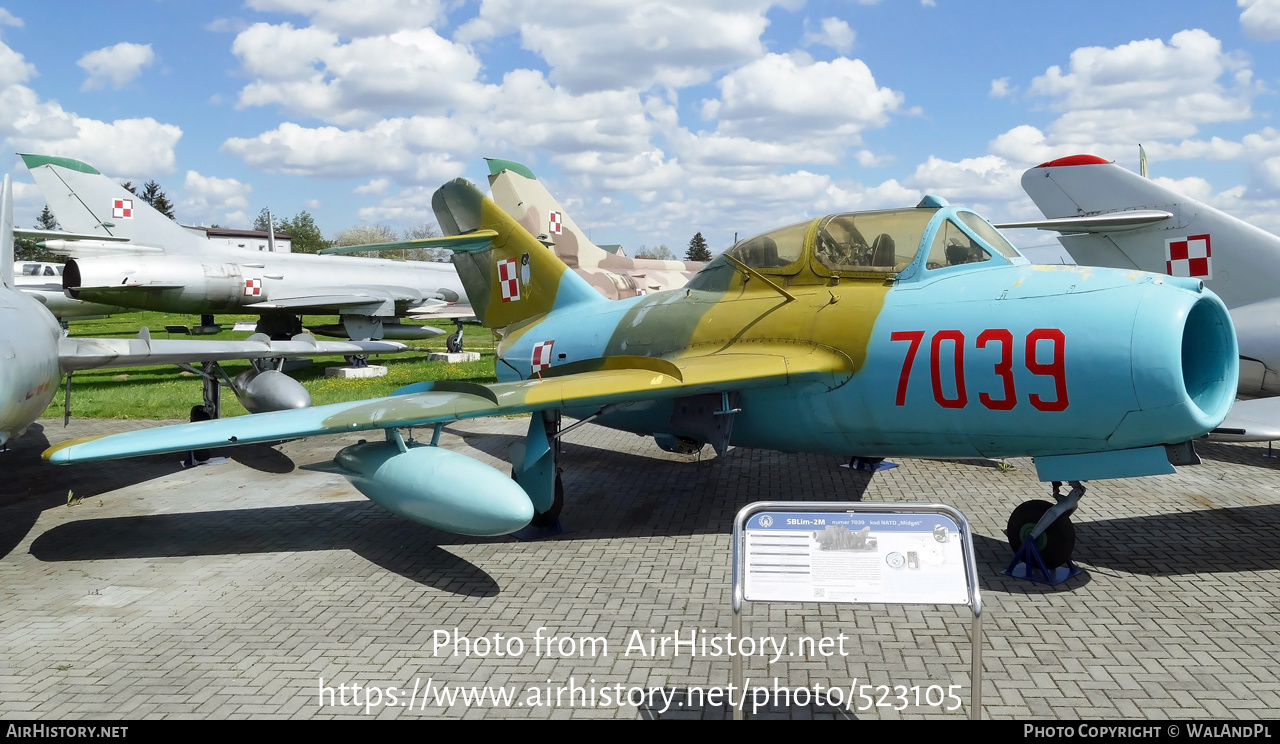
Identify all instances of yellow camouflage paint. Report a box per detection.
[319,343,853,431]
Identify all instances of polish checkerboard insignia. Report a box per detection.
[112,198,134,219]
[244,278,263,297]
[497,258,521,302]
[1165,234,1212,279]
[531,340,555,374]
[548,211,562,235]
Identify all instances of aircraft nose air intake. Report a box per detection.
[1112,287,1237,447]
[1180,297,1237,421]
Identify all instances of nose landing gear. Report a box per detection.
[1004,480,1085,585]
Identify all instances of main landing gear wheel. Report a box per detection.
[1006,499,1076,568]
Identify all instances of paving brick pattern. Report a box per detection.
[1,417,1278,719]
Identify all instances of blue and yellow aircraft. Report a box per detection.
[44,179,1240,567]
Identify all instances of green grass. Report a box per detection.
[46,311,500,420]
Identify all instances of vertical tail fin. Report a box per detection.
[486,158,611,269]
[432,178,602,329]
[1,174,13,288]
[1022,154,1280,310]
[20,154,199,252]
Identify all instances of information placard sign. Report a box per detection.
[731,502,983,719]
[742,510,969,605]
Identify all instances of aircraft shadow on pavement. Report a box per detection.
[225,443,296,474]
[1195,440,1280,469]
[970,502,1280,594]
[28,500,501,597]
[0,424,187,560]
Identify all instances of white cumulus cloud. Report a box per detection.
[77,42,155,91]
[706,53,903,144]
[246,0,445,35]
[803,17,855,54]
[180,171,253,225]
[1240,0,1280,41]
[457,0,775,93]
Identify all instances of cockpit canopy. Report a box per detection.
[722,206,1023,280]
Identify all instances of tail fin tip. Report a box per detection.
[19,154,101,175]
[484,158,537,180]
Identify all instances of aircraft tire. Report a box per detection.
[1005,499,1075,568]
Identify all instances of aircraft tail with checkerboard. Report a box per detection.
[20,154,205,253]
[1005,154,1280,314]
[1001,153,1280,436]
[430,178,604,330]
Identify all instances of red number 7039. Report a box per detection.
[891,329,1068,412]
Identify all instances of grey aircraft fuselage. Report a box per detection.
[63,249,463,317]
[24,154,465,339]
[0,280,62,446]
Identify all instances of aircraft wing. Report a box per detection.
[1207,398,1280,442]
[59,330,407,372]
[250,294,395,311]
[318,231,499,255]
[44,342,852,463]
[408,302,476,320]
[15,228,131,242]
[994,210,1173,233]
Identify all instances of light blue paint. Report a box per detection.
[1033,446,1176,482]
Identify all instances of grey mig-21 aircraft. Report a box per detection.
[0,175,408,445]
[21,154,463,341]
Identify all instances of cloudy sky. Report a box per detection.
[4,0,1280,255]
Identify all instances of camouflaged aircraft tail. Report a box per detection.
[431,178,603,329]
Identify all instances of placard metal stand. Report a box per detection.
[731,501,984,720]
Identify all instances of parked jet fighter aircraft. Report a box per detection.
[21,154,458,341]
[44,179,1239,568]
[1000,154,1280,442]
[0,176,407,446]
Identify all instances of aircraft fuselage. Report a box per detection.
[496,261,1234,460]
[64,251,464,316]
[0,288,62,445]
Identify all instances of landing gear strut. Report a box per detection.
[446,319,465,353]
[1005,480,1085,580]
[510,410,565,534]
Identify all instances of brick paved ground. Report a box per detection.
[1,416,1278,719]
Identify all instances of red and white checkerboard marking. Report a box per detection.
[244,278,263,297]
[548,211,562,235]
[1166,234,1212,279]
[112,198,133,219]
[531,340,555,374]
[498,258,521,302]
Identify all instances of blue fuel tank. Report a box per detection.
[334,440,535,535]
